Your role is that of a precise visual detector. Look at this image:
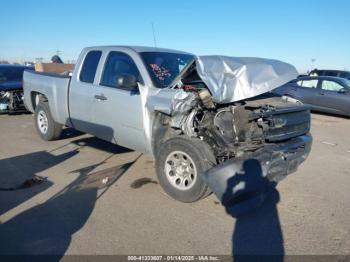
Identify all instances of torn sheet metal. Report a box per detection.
[195,56,298,103]
[146,88,198,127]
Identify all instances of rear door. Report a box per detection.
[293,79,319,106]
[91,51,146,151]
[317,79,349,114]
[69,50,102,133]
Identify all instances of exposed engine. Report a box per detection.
[171,85,310,163]
[0,90,26,113]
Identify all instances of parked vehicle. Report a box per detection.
[0,64,34,113]
[274,76,350,117]
[23,46,312,203]
[310,69,350,80]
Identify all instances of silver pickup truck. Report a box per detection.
[23,46,312,204]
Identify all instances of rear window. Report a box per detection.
[340,72,350,79]
[320,70,339,77]
[79,51,102,83]
[0,67,27,82]
[300,79,318,88]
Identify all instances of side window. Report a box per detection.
[301,80,318,88]
[100,52,141,88]
[340,72,350,79]
[326,71,338,77]
[296,80,303,86]
[79,51,102,83]
[321,80,344,92]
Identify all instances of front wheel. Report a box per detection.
[155,137,216,203]
[34,102,62,141]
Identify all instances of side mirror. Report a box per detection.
[117,74,138,90]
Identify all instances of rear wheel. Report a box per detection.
[34,102,62,141]
[155,136,216,203]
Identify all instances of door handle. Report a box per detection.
[94,94,107,101]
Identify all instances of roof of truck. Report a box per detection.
[86,45,194,55]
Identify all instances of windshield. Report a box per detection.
[140,52,194,88]
[0,67,27,83]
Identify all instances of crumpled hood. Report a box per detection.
[195,56,298,103]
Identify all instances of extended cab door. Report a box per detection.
[69,50,103,134]
[293,79,319,108]
[91,51,146,151]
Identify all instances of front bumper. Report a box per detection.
[203,134,312,205]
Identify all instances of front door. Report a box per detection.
[91,51,146,152]
[294,79,319,106]
[317,79,349,114]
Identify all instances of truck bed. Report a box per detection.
[23,70,71,125]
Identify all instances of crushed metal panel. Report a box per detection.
[146,88,198,118]
[146,88,198,129]
[145,88,178,115]
[195,56,298,103]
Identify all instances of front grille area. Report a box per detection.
[264,109,311,142]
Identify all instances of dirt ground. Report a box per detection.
[0,113,349,256]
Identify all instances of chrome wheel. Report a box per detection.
[165,151,197,191]
[37,110,48,134]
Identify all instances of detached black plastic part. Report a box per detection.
[203,134,312,216]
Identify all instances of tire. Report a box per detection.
[155,136,216,203]
[34,101,62,141]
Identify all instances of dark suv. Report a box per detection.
[310,69,350,80]
[0,64,34,113]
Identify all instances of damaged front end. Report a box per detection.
[0,89,26,113]
[147,55,312,204]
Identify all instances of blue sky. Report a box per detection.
[1,0,349,72]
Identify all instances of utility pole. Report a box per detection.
[151,22,157,48]
[311,58,316,70]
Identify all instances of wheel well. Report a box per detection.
[31,92,48,110]
[151,112,181,155]
[151,112,217,165]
